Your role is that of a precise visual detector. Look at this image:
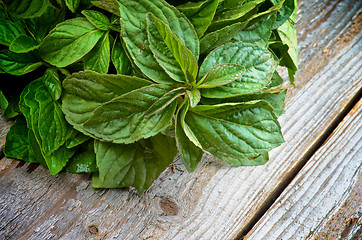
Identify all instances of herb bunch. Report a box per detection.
[0,0,298,194]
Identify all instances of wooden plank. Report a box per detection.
[245,99,362,240]
[0,0,361,239]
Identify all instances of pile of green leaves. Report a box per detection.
[0,0,298,194]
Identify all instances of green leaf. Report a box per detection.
[144,87,186,117]
[233,12,276,47]
[111,37,131,75]
[9,34,39,53]
[119,0,199,83]
[197,63,245,88]
[0,89,8,114]
[83,32,110,74]
[178,0,219,37]
[209,0,264,31]
[199,42,277,98]
[79,84,177,143]
[200,21,248,55]
[0,50,43,75]
[25,4,66,42]
[19,69,69,156]
[147,13,198,82]
[66,129,90,148]
[62,71,152,130]
[184,101,284,165]
[65,0,80,13]
[92,134,177,193]
[91,0,120,17]
[62,71,176,143]
[175,101,203,172]
[39,17,105,67]
[186,89,201,108]
[4,0,49,18]
[65,141,97,173]
[82,10,110,30]
[0,20,26,46]
[3,118,32,161]
[271,0,295,28]
[277,20,298,74]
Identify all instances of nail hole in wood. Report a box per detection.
[159,198,179,216]
[88,225,99,235]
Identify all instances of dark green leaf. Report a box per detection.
[184,101,284,165]
[4,118,32,161]
[66,129,90,148]
[91,0,120,17]
[200,21,248,55]
[147,13,198,82]
[111,37,131,75]
[92,134,177,193]
[4,0,49,18]
[271,0,295,28]
[65,141,97,173]
[199,42,277,98]
[197,63,245,88]
[0,50,43,75]
[178,0,219,37]
[175,101,203,172]
[9,34,39,53]
[83,32,110,74]
[0,20,25,46]
[232,12,276,47]
[0,89,8,114]
[39,17,105,67]
[65,0,80,13]
[119,0,199,83]
[82,10,110,30]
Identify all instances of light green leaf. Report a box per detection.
[9,35,39,53]
[0,20,26,46]
[0,50,43,75]
[197,63,245,88]
[175,101,203,172]
[62,71,152,130]
[186,89,201,108]
[200,21,248,55]
[4,0,49,18]
[91,0,120,17]
[199,42,277,98]
[65,141,98,173]
[82,10,110,30]
[83,32,110,74]
[144,87,186,117]
[184,101,284,165]
[147,13,198,82]
[233,13,276,47]
[40,17,104,67]
[111,37,131,75]
[92,134,177,193]
[65,0,80,13]
[178,0,219,37]
[277,20,298,73]
[119,0,199,83]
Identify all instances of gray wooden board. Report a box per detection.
[0,0,361,239]
[246,99,362,240]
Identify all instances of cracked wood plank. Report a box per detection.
[0,0,361,239]
[245,99,362,240]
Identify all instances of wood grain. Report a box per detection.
[245,99,362,240]
[0,0,361,239]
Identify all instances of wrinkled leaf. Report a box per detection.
[83,32,110,74]
[147,13,198,82]
[4,0,49,18]
[9,34,39,53]
[91,0,120,17]
[40,17,104,67]
[0,20,25,46]
[119,0,199,83]
[82,10,110,30]
[197,63,245,88]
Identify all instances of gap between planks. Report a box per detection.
[235,88,362,240]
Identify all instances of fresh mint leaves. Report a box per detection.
[1,0,298,194]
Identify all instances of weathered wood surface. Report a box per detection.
[245,99,362,240]
[0,0,361,239]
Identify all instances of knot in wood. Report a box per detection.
[88,225,99,235]
[159,198,179,216]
